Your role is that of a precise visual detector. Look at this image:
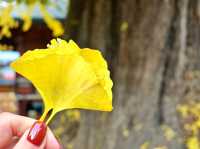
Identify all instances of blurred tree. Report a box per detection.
[51,0,200,149]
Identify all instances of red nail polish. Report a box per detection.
[27,121,47,146]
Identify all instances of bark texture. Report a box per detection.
[50,0,200,148]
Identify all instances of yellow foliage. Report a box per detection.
[134,123,143,131]
[177,102,200,149]
[154,146,168,149]
[186,137,200,149]
[120,21,129,32]
[21,5,34,32]
[0,2,64,38]
[40,4,64,37]
[0,4,18,38]
[177,104,189,118]
[66,110,80,121]
[66,143,73,149]
[122,127,129,138]
[161,125,176,141]
[11,38,113,124]
[140,142,150,149]
[0,44,14,50]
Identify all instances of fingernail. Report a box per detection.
[27,121,47,146]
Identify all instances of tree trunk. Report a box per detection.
[51,0,200,148]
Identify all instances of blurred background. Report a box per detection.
[0,0,200,149]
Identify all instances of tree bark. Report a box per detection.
[51,0,200,148]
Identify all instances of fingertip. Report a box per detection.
[46,129,61,149]
[14,129,47,149]
[27,121,47,146]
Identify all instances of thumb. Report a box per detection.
[14,121,47,149]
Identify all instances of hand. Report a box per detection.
[0,112,61,149]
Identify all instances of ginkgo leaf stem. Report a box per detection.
[40,108,55,124]
[43,108,53,123]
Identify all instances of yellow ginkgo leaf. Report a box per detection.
[10,38,113,123]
